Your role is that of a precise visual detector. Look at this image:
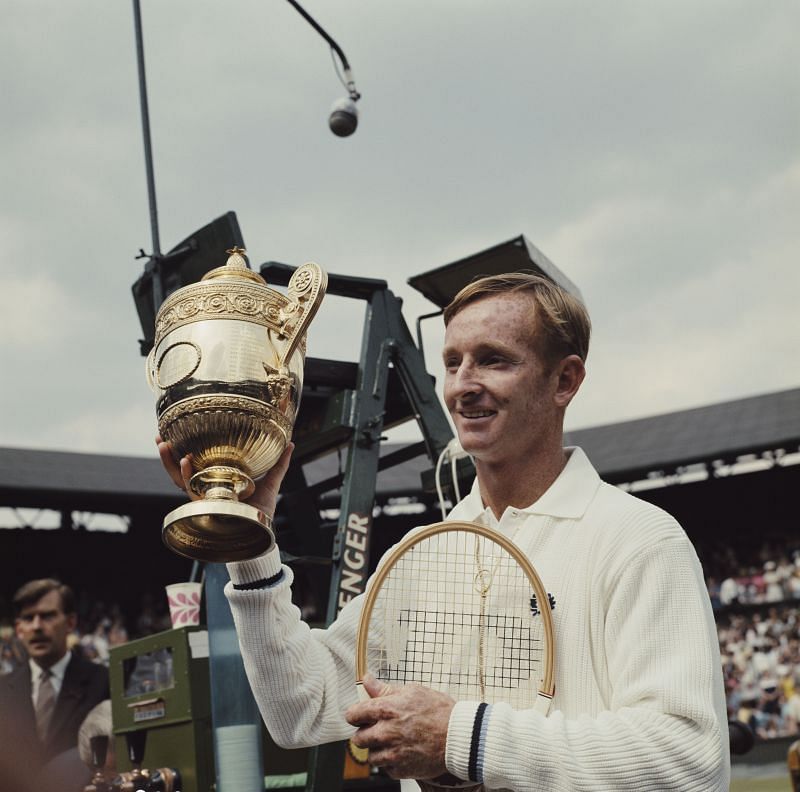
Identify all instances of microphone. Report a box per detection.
[284,0,362,136]
[329,96,358,137]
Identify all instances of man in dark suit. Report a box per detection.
[0,579,109,789]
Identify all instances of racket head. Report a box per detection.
[356,520,554,711]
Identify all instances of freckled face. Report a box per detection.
[442,293,560,468]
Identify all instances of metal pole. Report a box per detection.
[414,309,443,367]
[132,0,161,257]
[205,563,265,792]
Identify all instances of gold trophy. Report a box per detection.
[147,248,326,562]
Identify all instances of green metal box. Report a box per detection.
[110,626,214,792]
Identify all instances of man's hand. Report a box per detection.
[345,675,455,781]
[156,435,294,519]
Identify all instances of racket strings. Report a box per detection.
[366,530,545,706]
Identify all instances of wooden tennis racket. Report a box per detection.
[354,520,555,790]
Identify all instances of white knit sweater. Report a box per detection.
[225,448,730,791]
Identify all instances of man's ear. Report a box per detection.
[554,355,585,408]
[66,612,78,633]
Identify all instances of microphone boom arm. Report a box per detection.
[284,0,361,100]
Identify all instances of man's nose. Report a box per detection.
[448,362,481,398]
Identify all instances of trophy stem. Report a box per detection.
[190,466,255,502]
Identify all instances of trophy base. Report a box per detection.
[162,500,275,563]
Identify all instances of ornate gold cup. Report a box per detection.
[147,248,327,562]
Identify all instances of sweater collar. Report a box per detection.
[451,447,601,521]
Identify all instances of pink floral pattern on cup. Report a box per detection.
[166,583,202,627]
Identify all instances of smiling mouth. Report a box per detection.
[460,410,495,419]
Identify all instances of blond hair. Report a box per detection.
[443,272,591,365]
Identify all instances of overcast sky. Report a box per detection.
[2,1,798,460]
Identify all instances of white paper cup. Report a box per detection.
[166,582,203,627]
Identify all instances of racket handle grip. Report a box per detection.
[355,681,371,702]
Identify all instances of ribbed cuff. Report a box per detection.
[445,700,490,783]
[226,545,283,586]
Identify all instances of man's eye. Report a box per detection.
[20,612,58,623]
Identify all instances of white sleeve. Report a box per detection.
[224,547,362,749]
[445,537,730,791]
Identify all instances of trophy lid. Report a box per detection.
[202,247,267,285]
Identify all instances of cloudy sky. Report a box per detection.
[2,1,798,459]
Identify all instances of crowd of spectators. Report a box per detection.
[2,548,799,743]
[719,605,800,740]
[706,542,800,740]
[710,560,800,611]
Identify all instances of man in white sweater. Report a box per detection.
[160,273,730,790]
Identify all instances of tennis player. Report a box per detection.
[160,272,730,790]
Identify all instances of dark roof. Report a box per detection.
[0,446,183,513]
[1,387,798,511]
[565,387,800,482]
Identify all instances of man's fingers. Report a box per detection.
[350,723,377,748]
[363,674,394,699]
[250,442,294,513]
[345,680,398,728]
[156,437,185,490]
[179,456,197,496]
[156,437,201,500]
[263,442,294,488]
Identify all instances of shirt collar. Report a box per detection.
[30,649,71,686]
[449,447,601,521]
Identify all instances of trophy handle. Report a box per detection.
[278,262,328,366]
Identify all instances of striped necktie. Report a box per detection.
[35,668,56,741]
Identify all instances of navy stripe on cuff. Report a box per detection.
[232,570,284,590]
[468,702,489,782]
